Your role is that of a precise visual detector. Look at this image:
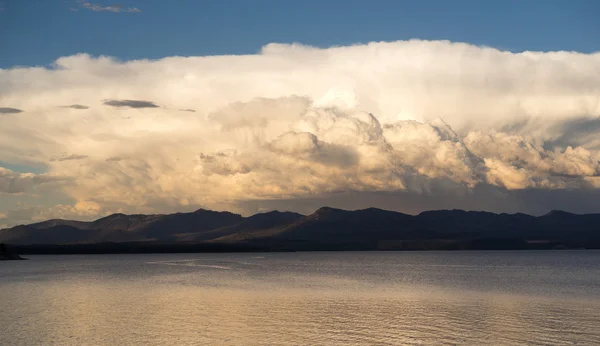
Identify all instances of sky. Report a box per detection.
[0,1,599,227]
[1,0,599,68]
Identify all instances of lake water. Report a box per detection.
[1,251,599,345]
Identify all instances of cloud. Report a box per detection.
[0,167,71,195]
[0,107,23,114]
[61,104,89,109]
[105,156,124,162]
[464,132,600,189]
[179,109,196,112]
[80,2,141,13]
[50,154,89,162]
[544,117,600,151]
[0,40,599,226]
[103,99,159,108]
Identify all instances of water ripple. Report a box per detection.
[1,252,599,345]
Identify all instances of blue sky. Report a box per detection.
[1,0,598,68]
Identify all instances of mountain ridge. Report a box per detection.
[1,207,599,251]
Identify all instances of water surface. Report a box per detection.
[1,251,599,345]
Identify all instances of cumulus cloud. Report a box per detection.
[80,2,141,13]
[464,132,600,189]
[0,40,599,226]
[0,107,23,114]
[103,99,159,108]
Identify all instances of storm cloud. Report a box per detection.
[0,40,599,226]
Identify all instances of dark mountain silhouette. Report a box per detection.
[252,207,416,249]
[0,209,243,245]
[1,207,599,252]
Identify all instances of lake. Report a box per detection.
[1,251,599,345]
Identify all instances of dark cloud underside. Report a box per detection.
[103,100,158,108]
[50,154,89,162]
[103,99,159,108]
[0,107,23,114]
[105,156,124,162]
[61,104,89,110]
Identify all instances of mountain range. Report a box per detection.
[2,207,600,252]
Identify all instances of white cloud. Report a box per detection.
[80,2,141,13]
[0,40,599,225]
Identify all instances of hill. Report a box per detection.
[1,208,599,252]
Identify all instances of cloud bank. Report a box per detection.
[0,40,599,226]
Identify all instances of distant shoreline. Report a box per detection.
[10,241,596,256]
